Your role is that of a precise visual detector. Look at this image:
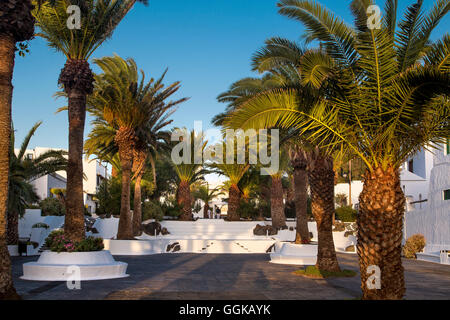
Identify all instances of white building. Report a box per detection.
[18,147,108,214]
[405,141,450,253]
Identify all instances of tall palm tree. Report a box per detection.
[192,184,223,218]
[171,129,208,221]
[0,0,37,301]
[7,122,67,245]
[85,55,185,239]
[226,0,449,299]
[32,0,148,242]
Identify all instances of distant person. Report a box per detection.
[215,207,221,219]
[208,209,212,219]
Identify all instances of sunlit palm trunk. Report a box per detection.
[64,89,87,242]
[358,167,405,300]
[117,152,133,239]
[270,176,286,229]
[0,33,19,299]
[116,127,135,240]
[132,173,143,236]
[132,150,146,236]
[178,180,192,221]
[293,166,310,243]
[309,154,340,272]
[227,184,241,221]
[203,202,209,219]
[6,211,18,245]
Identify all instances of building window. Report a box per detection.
[444,189,450,201]
[408,159,414,173]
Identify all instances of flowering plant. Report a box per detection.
[45,230,104,253]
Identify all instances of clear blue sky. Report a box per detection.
[12,0,449,149]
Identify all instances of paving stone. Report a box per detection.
[10,253,450,300]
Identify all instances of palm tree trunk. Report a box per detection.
[309,154,340,272]
[0,33,20,300]
[132,149,146,236]
[117,152,133,239]
[227,184,241,221]
[64,88,87,242]
[178,180,192,221]
[203,202,209,219]
[132,173,143,236]
[358,167,405,300]
[115,127,136,240]
[111,167,118,178]
[293,166,310,244]
[270,176,286,229]
[6,210,18,245]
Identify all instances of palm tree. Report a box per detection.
[32,0,148,242]
[0,0,37,300]
[261,148,290,229]
[132,130,172,236]
[85,55,185,239]
[7,122,67,246]
[289,142,310,243]
[171,129,208,221]
[192,184,223,218]
[222,37,340,270]
[210,149,250,221]
[226,0,449,299]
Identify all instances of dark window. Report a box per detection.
[444,189,450,201]
[408,159,414,173]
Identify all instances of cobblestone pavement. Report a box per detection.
[10,253,450,300]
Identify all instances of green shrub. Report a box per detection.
[294,266,357,278]
[40,197,65,216]
[402,234,426,259]
[142,200,164,221]
[45,230,104,253]
[238,199,259,219]
[335,206,357,222]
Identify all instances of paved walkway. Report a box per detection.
[10,253,450,300]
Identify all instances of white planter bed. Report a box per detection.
[21,250,128,281]
[104,239,170,255]
[270,243,317,265]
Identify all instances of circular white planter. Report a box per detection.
[21,250,128,281]
[270,243,318,265]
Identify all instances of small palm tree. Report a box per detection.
[210,149,250,221]
[192,184,223,218]
[171,129,208,221]
[85,55,185,239]
[8,122,67,246]
[32,0,147,242]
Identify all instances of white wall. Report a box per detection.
[334,181,364,207]
[405,143,450,252]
